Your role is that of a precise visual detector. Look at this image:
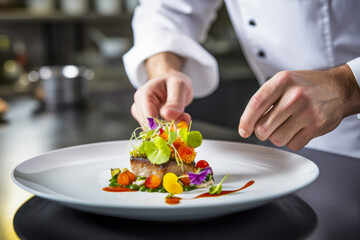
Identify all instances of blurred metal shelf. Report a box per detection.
[0,9,132,23]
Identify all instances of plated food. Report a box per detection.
[104,117,220,199]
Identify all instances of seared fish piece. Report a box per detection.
[130,157,196,179]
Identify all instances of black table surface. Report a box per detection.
[1,97,359,240]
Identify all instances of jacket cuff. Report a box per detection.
[346,57,360,119]
[347,57,360,87]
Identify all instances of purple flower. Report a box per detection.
[188,168,212,185]
[147,117,158,130]
[203,167,213,175]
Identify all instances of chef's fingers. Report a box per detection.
[266,113,308,147]
[132,83,164,127]
[239,71,289,138]
[174,112,192,125]
[160,74,193,122]
[253,86,308,141]
[286,127,316,151]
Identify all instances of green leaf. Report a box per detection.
[179,128,188,143]
[187,131,203,148]
[138,142,146,154]
[168,131,177,144]
[144,137,171,164]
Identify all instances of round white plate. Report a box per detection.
[12,140,319,221]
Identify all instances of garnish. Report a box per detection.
[188,167,212,185]
[178,174,191,186]
[140,136,171,164]
[163,173,183,196]
[129,117,203,166]
[187,131,203,148]
[147,117,158,130]
[196,160,209,169]
[145,175,162,189]
[209,174,228,195]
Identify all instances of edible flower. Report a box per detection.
[163,173,183,195]
[147,117,158,130]
[188,167,212,185]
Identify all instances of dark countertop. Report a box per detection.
[1,96,359,240]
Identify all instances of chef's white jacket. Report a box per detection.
[123,0,360,159]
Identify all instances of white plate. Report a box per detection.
[12,140,319,221]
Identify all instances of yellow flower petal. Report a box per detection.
[163,173,183,195]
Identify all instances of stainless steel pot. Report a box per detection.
[30,65,94,110]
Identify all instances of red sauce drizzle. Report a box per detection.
[103,181,255,205]
[102,186,137,192]
[165,197,181,205]
[166,180,255,205]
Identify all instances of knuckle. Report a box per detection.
[275,70,292,86]
[314,114,327,128]
[254,123,268,141]
[287,88,308,107]
[249,94,264,108]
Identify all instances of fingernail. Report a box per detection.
[239,128,247,138]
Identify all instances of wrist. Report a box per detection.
[329,64,360,117]
[145,52,184,79]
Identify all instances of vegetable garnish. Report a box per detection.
[163,173,183,196]
[129,117,203,166]
[196,160,209,169]
[147,117,158,130]
[188,167,212,185]
[209,174,228,195]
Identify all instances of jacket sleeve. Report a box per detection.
[123,0,223,98]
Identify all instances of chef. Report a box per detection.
[123,0,360,159]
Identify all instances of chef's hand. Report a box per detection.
[131,52,193,127]
[239,64,360,150]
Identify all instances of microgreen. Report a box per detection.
[129,117,202,167]
[209,174,228,194]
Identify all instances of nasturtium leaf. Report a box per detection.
[138,142,146,154]
[187,131,203,148]
[144,137,171,164]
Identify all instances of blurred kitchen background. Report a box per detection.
[0,1,260,239]
[0,0,259,129]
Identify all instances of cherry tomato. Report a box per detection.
[117,173,130,186]
[123,171,136,183]
[179,174,191,186]
[196,160,209,169]
[145,175,161,189]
